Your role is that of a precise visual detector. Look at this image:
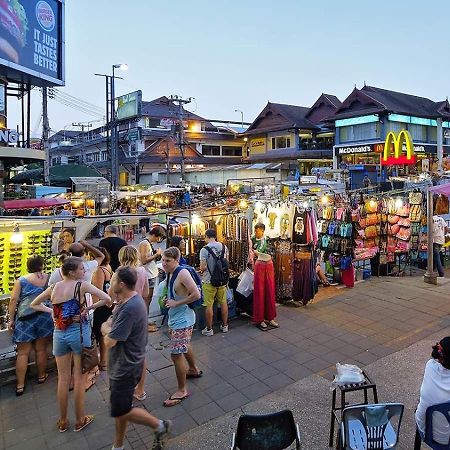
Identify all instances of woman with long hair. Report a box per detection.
[117,245,150,401]
[31,257,111,433]
[8,255,54,396]
[91,247,113,371]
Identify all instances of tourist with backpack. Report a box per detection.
[199,229,230,336]
[161,247,203,407]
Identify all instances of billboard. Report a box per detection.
[0,0,64,86]
[116,90,142,121]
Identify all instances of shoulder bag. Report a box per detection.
[75,281,99,374]
[17,275,50,321]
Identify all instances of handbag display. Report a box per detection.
[75,282,99,374]
[409,192,423,205]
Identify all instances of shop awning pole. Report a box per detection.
[424,188,437,284]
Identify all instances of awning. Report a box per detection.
[430,183,450,196]
[114,185,183,200]
[1,198,70,210]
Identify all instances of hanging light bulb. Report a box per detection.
[254,201,264,211]
[302,201,309,208]
[10,223,23,245]
[238,199,249,210]
[369,199,377,209]
[320,195,329,205]
[395,197,403,208]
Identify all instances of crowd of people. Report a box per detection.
[5,223,239,449]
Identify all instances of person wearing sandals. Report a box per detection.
[117,245,150,401]
[31,257,112,433]
[101,266,172,450]
[91,247,114,371]
[7,255,54,396]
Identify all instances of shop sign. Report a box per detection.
[300,175,318,184]
[337,144,374,155]
[124,128,141,142]
[116,90,142,121]
[160,118,176,127]
[381,130,416,165]
[250,138,265,154]
[0,129,19,144]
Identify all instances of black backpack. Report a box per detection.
[204,244,230,287]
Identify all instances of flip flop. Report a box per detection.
[57,419,69,433]
[37,374,49,384]
[133,391,147,401]
[256,324,269,331]
[163,393,190,407]
[186,370,203,379]
[74,415,94,432]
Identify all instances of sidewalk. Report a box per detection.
[1,273,450,449]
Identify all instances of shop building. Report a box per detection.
[242,93,341,177]
[49,96,246,185]
[331,85,450,188]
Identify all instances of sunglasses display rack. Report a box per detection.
[0,235,7,330]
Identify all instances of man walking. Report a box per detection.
[101,266,171,450]
[199,229,229,336]
[161,247,202,407]
[99,225,127,272]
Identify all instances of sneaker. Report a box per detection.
[201,327,214,336]
[152,420,173,449]
[220,323,228,333]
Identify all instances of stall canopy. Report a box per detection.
[10,164,103,186]
[430,183,450,196]
[1,198,70,210]
[114,185,183,200]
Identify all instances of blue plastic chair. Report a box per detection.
[414,401,450,449]
[340,403,404,449]
[230,409,301,450]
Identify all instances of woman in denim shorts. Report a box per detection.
[31,257,112,433]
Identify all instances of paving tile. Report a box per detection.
[284,364,314,381]
[241,381,272,401]
[215,391,249,412]
[249,364,280,381]
[303,358,333,372]
[228,372,259,390]
[263,373,295,390]
[234,356,266,371]
[179,391,213,412]
[189,402,225,425]
[203,381,237,401]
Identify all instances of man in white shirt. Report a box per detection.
[432,215,449,277]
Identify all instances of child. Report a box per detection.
[340,248,354,288]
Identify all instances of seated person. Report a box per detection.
[416,337,450,444]
[316,263,330,286]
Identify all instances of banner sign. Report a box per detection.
[381,130,416,165]
[116,90,142,121]
[0,0,64,86]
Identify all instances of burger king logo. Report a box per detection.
[36,1,55,32]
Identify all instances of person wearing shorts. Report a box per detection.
[102,266,171,450]
[199,229,229,336]
[162,247,202,407]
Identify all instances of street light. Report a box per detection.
[94,63,128,192]
[235,109,244,130]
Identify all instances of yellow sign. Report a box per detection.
[250,138,265,154]
[382,129,416,165]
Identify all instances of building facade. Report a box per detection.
[49,96,246,186]
[242,94,341,178]
[331,85,450,188]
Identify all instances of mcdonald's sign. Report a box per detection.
[381,129,417,165]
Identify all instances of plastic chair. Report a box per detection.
[339,403,404,449]
[230,409,301,450]
[414,401,450,449]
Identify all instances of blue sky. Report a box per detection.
[10,0,450,136]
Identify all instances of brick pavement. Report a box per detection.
[1,274,450,449]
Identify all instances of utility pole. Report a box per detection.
[42,87,50,184]
[169,95,192,184]
[72,122,93,164]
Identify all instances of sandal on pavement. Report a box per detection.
[186,370,203,379]
[57,419,69,433]
[74,415,94,432]
[163,393,189,407]
[133,391,147,401]
[15,386,25,396]
[37,374,49,384]
[85,378,96,392]
[267,320,279,328]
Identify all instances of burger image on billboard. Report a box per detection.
[0,0,28,64]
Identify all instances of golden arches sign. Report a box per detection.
[381,129,416,165]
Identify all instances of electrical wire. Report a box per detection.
[51,89,104,114]
[50,95,104,118]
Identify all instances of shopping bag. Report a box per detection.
[236,269,254,297]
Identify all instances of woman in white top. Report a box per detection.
[416,337,450,444]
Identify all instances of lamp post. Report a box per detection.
[234,109,244,130]
[94,63,128,192]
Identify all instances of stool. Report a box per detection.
[329,371,378,448]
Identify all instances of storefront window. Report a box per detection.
[429,127,437,143]
[339,123,380,142]
[408,124,427,141]
[222,146,242,157]
[202,145,220,156]
[271,136,291,149]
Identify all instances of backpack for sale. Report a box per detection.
[203,244,230,287]
[168,265,203,309]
